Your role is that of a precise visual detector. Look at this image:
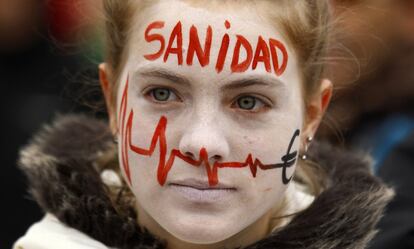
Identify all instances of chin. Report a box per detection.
[163,214,242,244]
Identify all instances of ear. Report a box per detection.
[302,79,333,141]
[99,63,118,136]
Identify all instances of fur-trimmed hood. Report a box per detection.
[18,114,393,249]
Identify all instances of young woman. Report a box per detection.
[14,1,393,248]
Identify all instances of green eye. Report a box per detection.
[152,88,171,101]
[237,96,256,110]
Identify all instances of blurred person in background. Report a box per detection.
[324,0,414,167]
[0,0,102,247]
[323,0,414,248]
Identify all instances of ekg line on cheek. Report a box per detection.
[119,76,300,187]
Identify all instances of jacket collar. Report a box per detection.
[19,114,393,249]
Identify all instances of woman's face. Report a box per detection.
[114,1,304,244]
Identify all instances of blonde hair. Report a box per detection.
[102,0,330,204]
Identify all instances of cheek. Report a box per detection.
[119,117,159,193]
[116,86,167,190]
[128,148,162,200]
[121,115,173,207]
[255,166,294,215]
[233,127,300,190]
[235,135,298,216]
[236,125,300,164]
[242,133,287,154]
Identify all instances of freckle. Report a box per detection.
[243,135,254,145]
[264,187,272,192]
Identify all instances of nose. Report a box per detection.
[178,118,230,162]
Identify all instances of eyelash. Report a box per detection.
[231,95,271,113]
[143,87,271,113]
[143,87,182,104]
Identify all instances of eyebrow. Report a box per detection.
[135,67,285,90]
[137,68,191,88]
[221,77,285,91]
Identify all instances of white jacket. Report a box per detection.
[14,214,116,249]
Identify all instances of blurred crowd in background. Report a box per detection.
[1,0,413,248]
[323,2,414,247]
[0,0,102,247]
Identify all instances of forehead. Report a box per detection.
[125,0,301,88]
[141,1,275,35]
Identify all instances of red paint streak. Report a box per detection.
[252,36,271,73]
[164,21,183,65]
[144,21,166,61]
[269,38,288,76]
[224,20,231,29]
[119,77,132,184]
[215,20,231,73]
[186,25,212,67]
[119,76,298,187]
[215,33,230,73]
[231,35,253,73]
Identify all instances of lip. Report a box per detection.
[167,179,237,203]
[168,178,237,190]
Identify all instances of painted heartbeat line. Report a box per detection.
[119,77,300,187]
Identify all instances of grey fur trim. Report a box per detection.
[18,115,393,249]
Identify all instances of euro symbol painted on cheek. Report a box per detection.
[270,129,300,184]
[119,76,299,187]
